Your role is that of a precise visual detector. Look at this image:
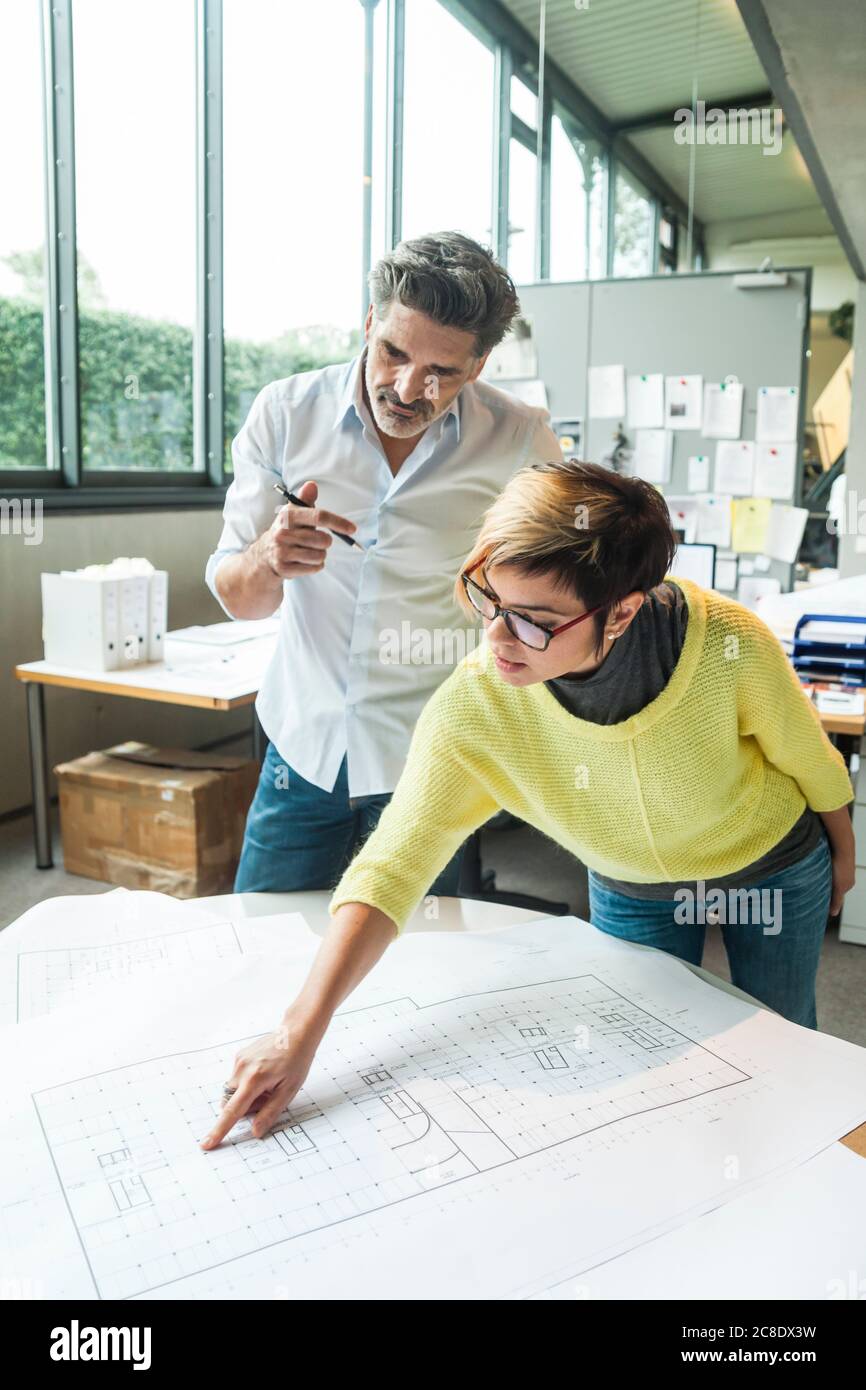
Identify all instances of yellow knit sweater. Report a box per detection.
[328,576,853,933]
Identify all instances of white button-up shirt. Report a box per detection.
[205,350,560,796]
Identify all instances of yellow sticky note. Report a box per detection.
[731,497,772,553]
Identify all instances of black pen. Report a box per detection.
[272,482,364,550]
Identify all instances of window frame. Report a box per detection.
[1,0,702,510]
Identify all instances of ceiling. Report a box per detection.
[498,0,826,230]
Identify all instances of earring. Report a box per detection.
[606,630,619,640]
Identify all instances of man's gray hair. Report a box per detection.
[368,231,519,358]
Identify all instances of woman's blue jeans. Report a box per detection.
[587,835,833,1029]
[234,742,465,899]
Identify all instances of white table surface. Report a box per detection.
[196,889,544,936]
[195,890,770,1012]
[15,629,278,702]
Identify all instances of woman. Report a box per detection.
[201,460,855,1150]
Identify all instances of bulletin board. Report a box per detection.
[515,268,813,595]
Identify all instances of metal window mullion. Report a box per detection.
[536,89,551,281]
[650,197,661,274]
[605,153,617,277]
[384,0,404,249]
[492,42,511,264]
[584,164,592,278]
[195,0,224,484]
[510,113,535,152]
[42,0,79,486]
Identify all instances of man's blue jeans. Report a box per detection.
[234,742,466,899]
[587,835,834,1029]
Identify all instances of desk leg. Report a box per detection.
[252,709,267,765]
[25,682,53,869]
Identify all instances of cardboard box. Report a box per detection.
[54,741,259,898]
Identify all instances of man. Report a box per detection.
[205,231,560,893]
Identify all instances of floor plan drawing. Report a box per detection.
[15,922,244,1022]
[33,975,750,1299]
[7,916,866,1301]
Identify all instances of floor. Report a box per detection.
[2,803,865,1048]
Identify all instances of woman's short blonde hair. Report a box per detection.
[453,459,677,655]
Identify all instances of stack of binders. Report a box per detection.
[41,559,169,672]
[791,613,866,688]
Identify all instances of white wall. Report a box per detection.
[704,211,857,312]
[0,508,252,817]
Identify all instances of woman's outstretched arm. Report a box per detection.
[200,901,397,1149]
[201,661,500,1149]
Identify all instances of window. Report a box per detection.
[612,168,655,278]
[223,0,366,468]
[2,0,687,503]
[510,75,537,129]
[402,0,495,250]
[587,153,607,278]
[658,209,678,273]
[549,110,606,282]
[73,0,196,472]
[508,139,537,284]
[0,0,47,470]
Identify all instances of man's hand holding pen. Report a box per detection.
[252,479,359,582]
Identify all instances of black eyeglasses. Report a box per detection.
[460,569,601,651]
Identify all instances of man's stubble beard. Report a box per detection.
[364,354,444,439]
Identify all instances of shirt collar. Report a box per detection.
[333,347,462,442]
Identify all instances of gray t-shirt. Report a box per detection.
[543,581,825,899]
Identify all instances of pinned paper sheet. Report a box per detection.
[666,495,699,543]
[715,440,755,495]
[631,428,672,483]
[753,442,797,500]
[687,455,711,492]
[756,386,799,443]
[738,575,782,610]
[664,375,703,431]
[501,378,549,409]
[765,504,809,564]
[695,493,733,548]
[714,554,739,591]
[626,373,664,429]
[732,496,772,554]
[588,364,626,418]
[702,381,744,439]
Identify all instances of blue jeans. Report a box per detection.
[587,835,833,1029]
[234,743,466,898]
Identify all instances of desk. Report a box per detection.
[198,889,866,1161]
[15,623,278,870]
[800,682,866,741]
[816,707,866,738]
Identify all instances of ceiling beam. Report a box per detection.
[736,0,865,280]
[610,90,774,134]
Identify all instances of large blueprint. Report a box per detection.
[2,905,865,1299]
